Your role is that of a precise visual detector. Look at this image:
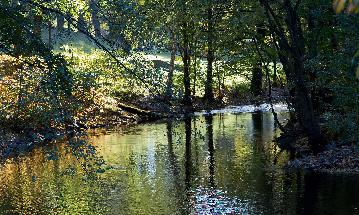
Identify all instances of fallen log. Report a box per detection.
[117,102,166,122]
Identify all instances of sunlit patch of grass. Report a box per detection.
[50,34,261,104]
[52,32,99,54]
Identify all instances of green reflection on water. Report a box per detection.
[0,137,109,214]
[1,112,359,215]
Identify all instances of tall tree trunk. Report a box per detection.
[182,32,192,108]
[221,71,225,101]
[33,13,42,37]
[77,10,86,33]
[166,28,176,100]
[56,14,65,32]
[11,0,20,54]
[192,56,197,97]
[251,25,266,97]
[204,4,214,104]
[307,6,320,112]
[180,0,192,109]
[107,21,131,53]
[48,20,52,45]
[108,21,115,40]
[307,7,318,58]
[66,11,71,34]
[251,64,263,97]
[11,0,18,7]
[273,58,278,87]
[90,0,101,38]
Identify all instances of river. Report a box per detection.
[0,107,358,214]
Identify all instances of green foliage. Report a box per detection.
[0,55,75,131]
[0,0,358,148]
[0,3,113,132]
[303,5,359,144]
[228,81,253,103]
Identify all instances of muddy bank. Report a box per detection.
[278,121,359,174]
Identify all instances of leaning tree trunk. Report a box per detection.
[260,0,325,152]
[284,0,325,151]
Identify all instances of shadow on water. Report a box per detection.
[0,108,359,214]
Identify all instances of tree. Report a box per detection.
[178,0,193,109]
[77,9,87,32]
[166,27,177,100]
[56,14,65,31]
[89,0,101,38]
[11,0,18,7]
[259,0,326,152]
[204,0,215,104]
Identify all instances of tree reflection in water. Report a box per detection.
[1,111,359,214]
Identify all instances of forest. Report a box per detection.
[0,0,358,214]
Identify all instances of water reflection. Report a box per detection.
[205,114,215,188]
[185,116,192,190]
[0,111,359,214]
[0,137,107,214]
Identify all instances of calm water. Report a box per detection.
[0,110,359,215]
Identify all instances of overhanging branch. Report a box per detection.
[20,0,161,97]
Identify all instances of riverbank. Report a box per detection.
[0,107,140,160]
[287,145,359,174]
[1,100,358,175]
[278,120,359,174]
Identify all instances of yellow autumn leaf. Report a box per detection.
[334,0,347,13]
[334,0,359,13]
